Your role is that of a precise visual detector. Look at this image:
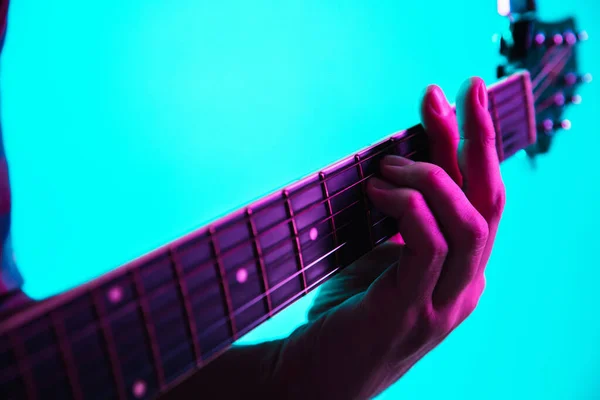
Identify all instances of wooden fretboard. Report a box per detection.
[0,71,536,400]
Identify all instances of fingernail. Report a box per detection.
[429,86,450,116]
[477,80,488,109]
[381,155,414,167]
[369,177,396,191]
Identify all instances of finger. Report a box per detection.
[379,158,488,306]
[456,78,506,274]
[456,77,505,224]
[420,85,463,187]
[366,178,447,304]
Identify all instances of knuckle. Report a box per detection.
[463,212,489,249]
[423,164,447,188]
[482,186,506,222]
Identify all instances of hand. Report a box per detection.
[273,77,506,399]
[163,77,506,400]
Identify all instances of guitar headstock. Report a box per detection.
[495,0,590,157]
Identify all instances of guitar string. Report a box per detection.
[2,75,527,376]
[1,75,531,387]
[534,48,573,102]
[532,47,572,98]
[0,218,362,386]
[0,144,410,381]
[531,46,571,89]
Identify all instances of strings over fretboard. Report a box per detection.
[0,71,536,400]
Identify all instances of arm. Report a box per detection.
[159,78,505,399]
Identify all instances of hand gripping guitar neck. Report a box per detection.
[0,2,590,400]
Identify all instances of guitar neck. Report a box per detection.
[0,71,536,400]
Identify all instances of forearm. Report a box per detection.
[159,339,286,399]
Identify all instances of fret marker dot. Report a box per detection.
[309,227,318,241]
[236,268,248,284]
[132,380,146,398]
[107,286,123,304]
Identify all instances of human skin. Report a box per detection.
[163,77,506,400]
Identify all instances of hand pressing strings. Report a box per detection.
[162,77,506,400]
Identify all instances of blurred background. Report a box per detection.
[1,0,599,398]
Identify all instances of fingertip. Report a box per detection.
[457,77,487,114]
[421,84,451,119]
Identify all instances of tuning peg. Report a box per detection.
[541,119,571,134]
[534,33,546,46]
[570,94,582,105]
[564,73,593,86]
[578,30,589,41]
[552,33,564,46]
[564,31,578,46]
[554,93,565,106]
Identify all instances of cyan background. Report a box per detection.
[1,0,599,398]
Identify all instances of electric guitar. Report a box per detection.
[0,1,591,399]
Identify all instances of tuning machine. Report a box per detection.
[540,118,571,135]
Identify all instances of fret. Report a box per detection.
[168,248,202,367]
[213,216,267,333]
[186,277,233,360]
[173,232,213,275]
[107,302,159,400]
[0,71,539,400]
[130,269,165,391]
[16,314,72,399]
[319,172,341,268]
[491,79,524,106]
[283,190,308,294]
[488,91,505,162]
[491,74,535,159]
[246,208,273,317]
[49,311,83,400]
[6,331,35,400]
[175,231,235,360]
[69,326,116,399]
[91,287,127,400]
[324,157,371,267]
[297,214,345,286]
[208,226,238,340]
[143,254,195,387]
[355,154,375,249]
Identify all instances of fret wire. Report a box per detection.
[247,208,274,317]
[50,311,83,400]
[319,172,341,268]
[283,190,308,294]
[488,91,505,162]
[354,154,375,249]
[8,330,37,400]
[91,288,128,400]
[130,269,166,390]
[12,199,358,371]
[209,226,238,339]
[168,247,203,367]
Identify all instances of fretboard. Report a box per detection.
[0,71,536,400]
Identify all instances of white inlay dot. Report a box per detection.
[132,380,147,398]
[107,286,123,304]
[309,227,318,241]
[236,268,248,284]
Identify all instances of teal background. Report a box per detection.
[2,0,599,398]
